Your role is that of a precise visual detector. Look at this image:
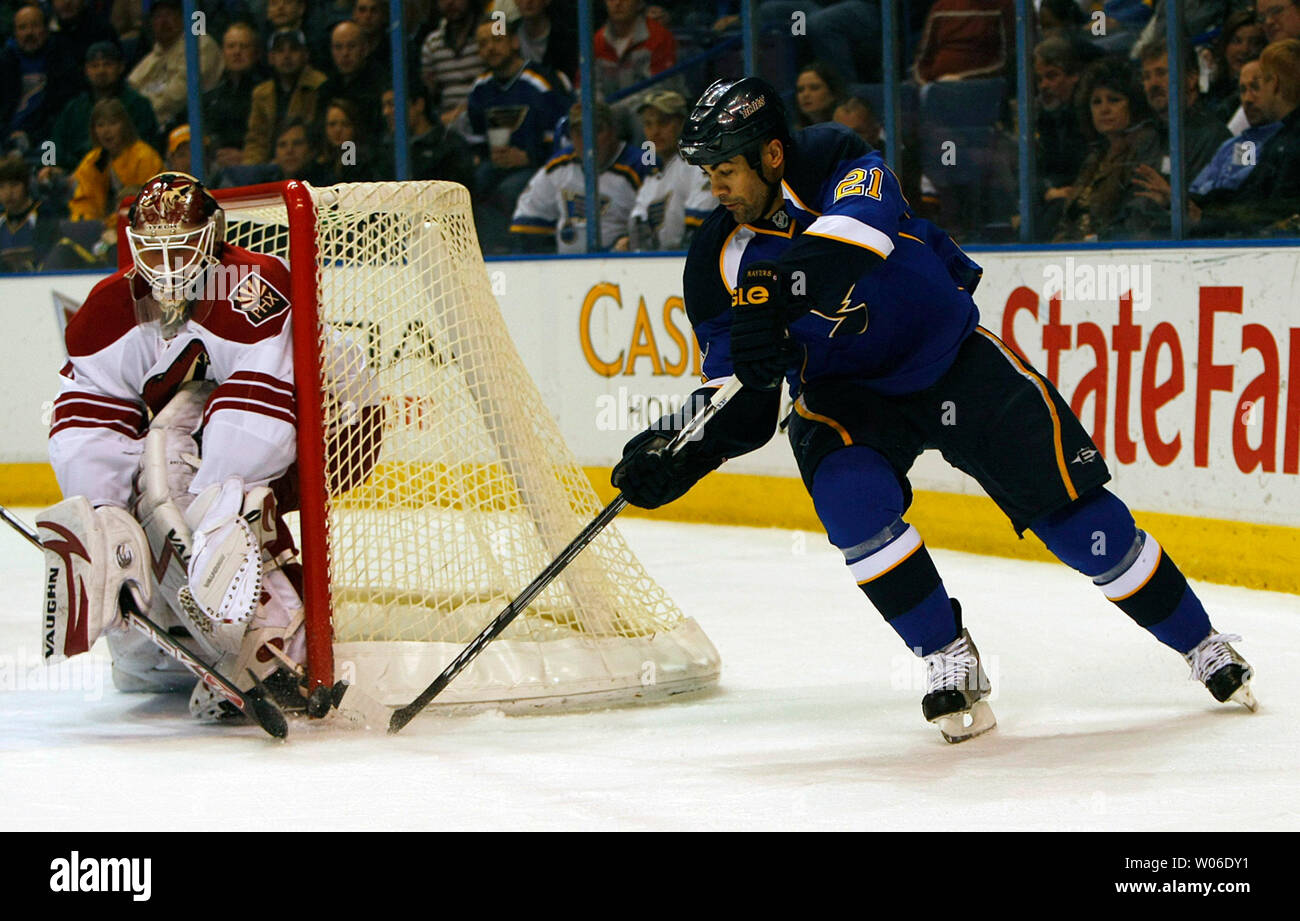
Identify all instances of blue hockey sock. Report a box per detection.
[1030,487,1212,654]
[811,448,958,656]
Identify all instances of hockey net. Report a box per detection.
[209,180,720,711]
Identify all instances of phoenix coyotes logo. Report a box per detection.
[230,271,289,325]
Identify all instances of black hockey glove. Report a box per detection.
[731,261,798,391]
[611,428,719,509]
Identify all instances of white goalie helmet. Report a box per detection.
[126,171,226,330]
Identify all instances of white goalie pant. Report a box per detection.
[114,381,307,704]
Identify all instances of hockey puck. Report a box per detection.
[305,684,333,719]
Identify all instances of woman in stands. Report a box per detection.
[68,98,164,227]
[1052,57,1165,242]
[793,62,847,129]
[316,97,378,183]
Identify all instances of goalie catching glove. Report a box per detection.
[729,261,803,391]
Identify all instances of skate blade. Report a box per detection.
[1229,682,1258,713]
[933,699,997,744]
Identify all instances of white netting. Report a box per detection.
[219,181,719,709]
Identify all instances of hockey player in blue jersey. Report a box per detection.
[611,78,1257,742]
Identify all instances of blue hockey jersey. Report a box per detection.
[683,122,982,397]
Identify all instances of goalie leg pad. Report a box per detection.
[37,497,152,661]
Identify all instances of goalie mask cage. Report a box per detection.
[190,180,720,712]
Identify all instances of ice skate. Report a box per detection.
[1185,632,1257,712]
[921,607,996,743]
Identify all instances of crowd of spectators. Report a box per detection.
[2,0,1299,273]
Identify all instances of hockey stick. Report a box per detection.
[0,503,289,739]
[388,376,746,733]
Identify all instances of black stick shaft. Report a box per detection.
[388,377,743,734]
[388,495,628,733]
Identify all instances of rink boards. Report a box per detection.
[2,243,1297,592]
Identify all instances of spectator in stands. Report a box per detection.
[592,0,676,99]
[712,1,883,83]
[380,79,475,184]
[467,9,572,251]
[244,28,326,163]
[1259,0,1300,42]
[316,95,377,181]
[1136,38,1231,180]
[614,90,713,251]
[271,115,332,181]
[1208,9,1268,122]
[1187,61,1285,198]
[516,0,577,83]
[264,0,333,69]
[834,94,882,146]
[49,0,117,70]
[834,91,928,211]
[67,97,162,239]
[1190,38,1300,235]
[1053,57,1165,241]
[351,0,387,61]
[127,0,222,131]
[1036,0,1088,37]
[1034,34,1089,226]
[1,3,81,156]
[218,115,332,185]
[203,20,264,170]
[319,19,387,135]
[912,0,1015,84]
[0,154,59,271]
[510,100,645,253]
[49,41,159,174]
[793,61,847,128]
[420,0,482,126]
[164,122,190,171]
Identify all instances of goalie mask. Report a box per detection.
[126,172,225,333]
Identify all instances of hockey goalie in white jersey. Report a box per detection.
[38,171,353,723]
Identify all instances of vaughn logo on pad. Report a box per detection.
[49,852,151,901]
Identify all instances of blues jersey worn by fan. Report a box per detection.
[611,79,1257,743]
[37,172,340,726]
[511,139,646,252]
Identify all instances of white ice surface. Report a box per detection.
[1,510,1295,831]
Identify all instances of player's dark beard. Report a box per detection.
[731,174,782,225]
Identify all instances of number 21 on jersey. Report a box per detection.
[834,167,884,202]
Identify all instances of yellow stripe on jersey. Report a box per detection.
[793,395,853,446]
[974,326,1078,501]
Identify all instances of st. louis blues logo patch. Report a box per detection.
[230,272,289,325]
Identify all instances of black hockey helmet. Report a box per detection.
[679,77,790,169]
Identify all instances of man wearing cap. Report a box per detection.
[510,100,647,253]
[127,0,222,130]
[50,40,160,172]
[614,90,713,251]
[467,8,572,252]
[244,27,326,164]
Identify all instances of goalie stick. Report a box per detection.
[388,376,746,734]
[1,504,289,740]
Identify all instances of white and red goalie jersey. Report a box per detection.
[49,244,298,507]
